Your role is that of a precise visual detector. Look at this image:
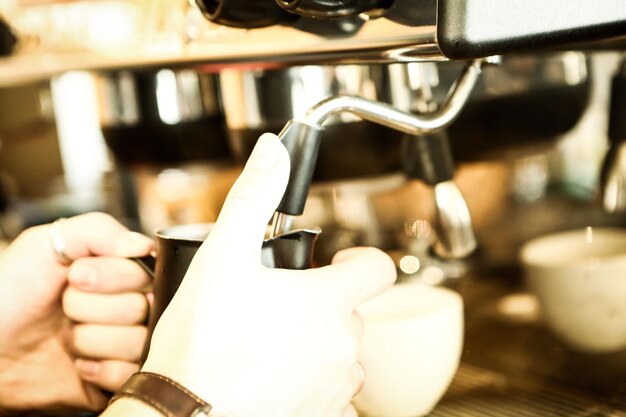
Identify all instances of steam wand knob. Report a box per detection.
[270,121,323,237]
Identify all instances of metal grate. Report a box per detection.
[429,364,626,417]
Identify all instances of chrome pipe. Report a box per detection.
[431,180,477,259]
[299,59,485,133]
[273,59,493,257]
[269,212,296,239]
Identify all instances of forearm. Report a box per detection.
[101,397,163,417]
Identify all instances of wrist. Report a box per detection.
[0,356,24,411]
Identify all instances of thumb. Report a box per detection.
[199,133,290,262]
[314,247,397,308]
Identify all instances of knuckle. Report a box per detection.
[122,293,149,324]
[104,361,137,389]
[62,287,80,319]
[13,225,46,249]
[69,324,90,353]
[133,326,148,345]
[363,247,396,282]
[81,211,115,225]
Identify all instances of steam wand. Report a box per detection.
[269,58,494,258]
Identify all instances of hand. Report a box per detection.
[0,213,153,414]
[141,134,397,417]
[62,224,154,392]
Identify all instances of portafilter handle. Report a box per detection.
[194,0,366,35]
[275,0,393,19]
[195,0,296,28]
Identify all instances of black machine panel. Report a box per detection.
[438,0,626,59]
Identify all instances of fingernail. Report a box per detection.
[116,231,154,255]
[75,359,100,378]
[68,264,97,289]
[248,133,282,171]
[146,292,154,308]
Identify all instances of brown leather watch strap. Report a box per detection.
[110,372,213,417]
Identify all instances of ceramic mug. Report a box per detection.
[352,282,463,417]
[521,227,626,353]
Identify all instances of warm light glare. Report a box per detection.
[290,66,328,119]
[421,266,445,285]
[156,70,182,125]
[51,72,111,196]
[86,2,139,48]
[399,255,421,275]
[497,293,540,322]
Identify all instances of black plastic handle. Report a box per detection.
[132,254,156,278]
[276,121,324,216]
[402,130,455,185]
[609,59,626,144]
[275,0,393,18]
[195,0,296,28]
[384,0,436,27]
[292,15,366,36]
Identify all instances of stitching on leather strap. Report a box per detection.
[109,372,212,417]
[111,391,174,417]
[140,372,208,404]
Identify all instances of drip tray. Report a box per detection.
[430,364,626,416]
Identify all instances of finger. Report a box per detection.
[50,212,153,260]
[314,247,396,308]
[199,133,290,262]
[70,324,147,362]
[68,256,151,293]
[352,311,364,342]
[343,403,359,417]
[63,287,149,325]
[75,359,139,392]
[351,361,366,398]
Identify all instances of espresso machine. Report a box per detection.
[179,0,615,274]
[173,1,626,414]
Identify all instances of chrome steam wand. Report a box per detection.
[269,58,493,258]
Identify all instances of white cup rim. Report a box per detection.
[358,282,463,323]
[520,227,626,268]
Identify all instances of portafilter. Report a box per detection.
[220,64,403,182]
[94,68,230,166]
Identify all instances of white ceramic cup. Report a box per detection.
[520,227,626,353]
[352,282,463,417]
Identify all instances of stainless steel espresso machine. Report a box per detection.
[176,1,626,414]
